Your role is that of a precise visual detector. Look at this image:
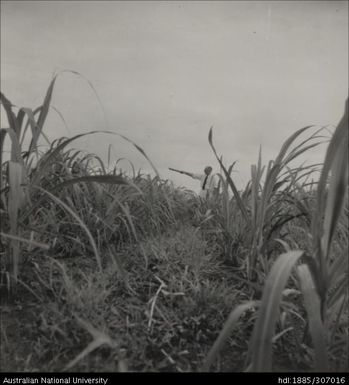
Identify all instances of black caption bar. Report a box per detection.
[0,373,348,385]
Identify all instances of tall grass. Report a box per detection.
[209,124,326,281]
[1,74,347,372]
[203,99,348,371]
[1,81,198,291]
[0,73,170,288]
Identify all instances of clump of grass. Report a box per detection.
[1,73,181,289]
[203,99,348,372]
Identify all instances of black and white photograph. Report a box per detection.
[0,0,348,376]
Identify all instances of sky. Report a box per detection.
[1,1,348,192]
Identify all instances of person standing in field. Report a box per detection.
[169,166,218,200]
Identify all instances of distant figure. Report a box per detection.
[71,160,83,176]
[169,166,218,200]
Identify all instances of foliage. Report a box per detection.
[0,76,347,372]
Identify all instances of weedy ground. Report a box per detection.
[1,163,346,372]
[0,186,252,372]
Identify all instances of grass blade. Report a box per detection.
[0,232,50,250]
[322,128,348,258]
[202,301,258,371]
[118,134,160,179]
[311,99,348,308]
[64,315,115,371]
[250,250,304,372]
[8,161,25,282]
[51,175,132,190]
[297,264,329,371]
[36,74,57,135]
[208,127,249,223]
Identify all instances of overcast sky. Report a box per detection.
[1,1,348,191]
